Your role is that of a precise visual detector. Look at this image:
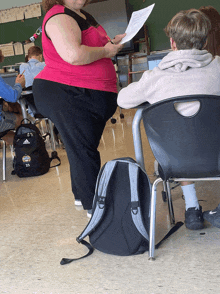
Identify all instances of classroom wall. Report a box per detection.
[0,0,220,67]
[0,7,44,68]
[129,0,220,51]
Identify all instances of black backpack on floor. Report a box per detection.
[12,120,60,178]
[60,157,183,265]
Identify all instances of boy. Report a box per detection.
[117,9,220,230]
[19,46,45,89]
[0,50,25,144]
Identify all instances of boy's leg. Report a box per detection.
[0,111,22,145]
[181,181,204,230]
[181,181,199,210]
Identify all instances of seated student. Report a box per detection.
[0,50,25,145]
[19,46,45,117]
[117,9,220,230]
[19,46,45,89]
[20,46,61,144]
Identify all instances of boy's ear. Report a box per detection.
[170,38,178,51]
[202,38,208,49]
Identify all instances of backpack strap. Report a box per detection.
[77,160,116,242]
[49,151,61,168]
[129,163,149,241]
[60,240,94,265]
[60,160,117,265]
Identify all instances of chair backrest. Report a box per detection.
[142,95,220,180]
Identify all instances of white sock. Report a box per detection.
[181,183,199,211]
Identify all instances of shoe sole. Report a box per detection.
[185,222,204,230]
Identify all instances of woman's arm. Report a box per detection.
[45,14,124,65]
[0,75,25,103]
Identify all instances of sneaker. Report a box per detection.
[203,204,220,228]
[75,200,82,206]
[185,206,204,230]
[87,209,92,218]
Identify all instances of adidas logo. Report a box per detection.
[23,139,30,144]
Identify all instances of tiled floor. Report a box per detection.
[1,108,220,294]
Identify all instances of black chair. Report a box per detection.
[132,95,220,260]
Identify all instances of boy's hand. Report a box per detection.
[15,73,25,89]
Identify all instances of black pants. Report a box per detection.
[33,80,117,209]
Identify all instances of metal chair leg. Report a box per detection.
[2,140,6,181]
[132,108,145,170]
[162,180,167,202]
[48,119,56,152]
[166,181,175,225]
[19,97,29,123]
[149,177,163,260]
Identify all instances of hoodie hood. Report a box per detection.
[158,49,213,72]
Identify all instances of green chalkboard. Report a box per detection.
[128,0,220,51]
[1,0,220,68]
[0,8,45,68]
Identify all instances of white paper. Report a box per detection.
[120,4,155,44]
[16,7,25,21]
[24,4,41,19]
[0,8,17,23]
[14,42,24,55]
[24,42,35,55]
[0,43,14,57]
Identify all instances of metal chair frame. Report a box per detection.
[19,91,56,151]
[0,132,14,181]
[1,139,6,181]
[132,97,220,260]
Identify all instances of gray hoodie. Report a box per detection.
[117,49,220,116]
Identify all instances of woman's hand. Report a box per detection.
[104,34,126,59]
[103,33,126,58]
[104,42,124,58]
[111,33,126,45]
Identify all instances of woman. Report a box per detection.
[199,6,220,56]
[0,50,25,144]
[33,0,125,217]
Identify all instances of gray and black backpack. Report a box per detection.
[61,157,183,264]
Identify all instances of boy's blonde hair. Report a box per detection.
[164,9,211,50]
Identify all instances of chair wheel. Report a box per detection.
[111,118,117,124]
[162,191,167,202]
[120,113,124,119]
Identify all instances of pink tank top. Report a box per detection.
[35,5,117,93]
